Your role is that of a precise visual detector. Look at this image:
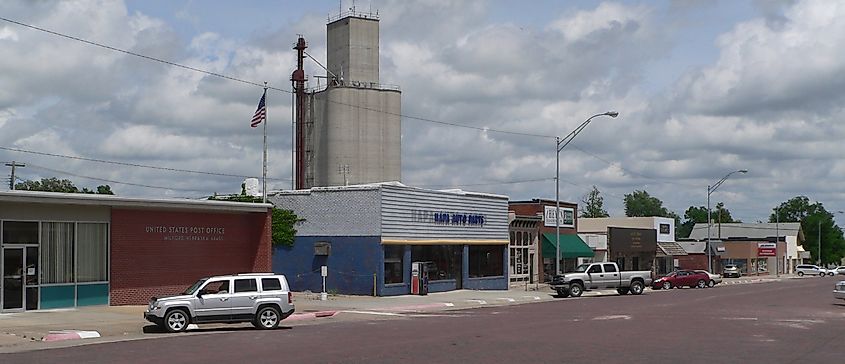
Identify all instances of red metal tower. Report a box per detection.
[291,37,307,189]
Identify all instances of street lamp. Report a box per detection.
[819,210,844,266]
[706,169,748,272]
[555,111,619,275]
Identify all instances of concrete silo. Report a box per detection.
[294,11,401,189]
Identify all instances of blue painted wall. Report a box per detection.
[275,239,508,296]
[273,236,381,295]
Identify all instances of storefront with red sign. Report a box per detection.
[1,190,271,311]
[719,238,786,276]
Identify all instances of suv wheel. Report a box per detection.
[254,306,281,330]
[797,271,804,276]
[164,309,189,333]
[819,272,826,277]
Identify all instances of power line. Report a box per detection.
[0,15,551,139]
[25,163,214,193]
[0,145,290,181]
[419,177,556,188]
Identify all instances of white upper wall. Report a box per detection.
[578,217,675,242]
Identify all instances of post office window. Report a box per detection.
[261,278,282,291]
[234,279,258,293]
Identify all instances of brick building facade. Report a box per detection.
[1,190,271,311]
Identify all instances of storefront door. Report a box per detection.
[3,247,24,311]
[2,246,39,311]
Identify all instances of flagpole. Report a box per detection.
[262,82,268,204]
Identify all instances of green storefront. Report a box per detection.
[542,233,595,274]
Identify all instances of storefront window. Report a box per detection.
[384,245,404,284]
[41,222,75,284]
[412,245,461,281]
[77,223,108,282]
[469,245,504,278]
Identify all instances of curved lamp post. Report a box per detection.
[555,111,618,275]
[707,169,747,272]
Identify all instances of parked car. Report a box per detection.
[652,270,710,290]
[723,265,741,278]
[550,262,652,298]
[144,273,295,333]
[830,266,845,275]
[835,281,845,300]
[695,270,722,287]
[795,264,827,277]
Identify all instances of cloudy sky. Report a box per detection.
[2,0,844,223]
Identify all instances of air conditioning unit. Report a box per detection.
[314,241,331,256]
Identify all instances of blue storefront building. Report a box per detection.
[268,182,510,296]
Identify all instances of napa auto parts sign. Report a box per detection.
[757,242,776,257]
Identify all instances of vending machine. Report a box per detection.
[411,261,431,295]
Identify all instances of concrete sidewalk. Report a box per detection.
[0,276,800,353]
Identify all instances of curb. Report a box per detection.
[286,311,338,321]
[42,330,101,342]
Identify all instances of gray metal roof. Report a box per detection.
[270,181,510,200]
[688,223,802,241]
[0,190,271,213]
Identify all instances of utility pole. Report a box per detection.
[4,161,25,190]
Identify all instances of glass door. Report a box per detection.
[26,246,39,310]
[3,247,24,311]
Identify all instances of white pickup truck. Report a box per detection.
[550,262,652,298]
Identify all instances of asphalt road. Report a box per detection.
[4,276,844,364]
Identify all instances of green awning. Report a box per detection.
[541,233,595,259]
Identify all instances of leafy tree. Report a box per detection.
[770,196,845,265]
[210,193,302,247]
[15,177,113,195]
[580,185,609,218]
[271,209,300,247]
[623,190,682,238]
[677,203,739,239]
[623,190,674,217]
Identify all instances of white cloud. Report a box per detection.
[681,1,845,115]
[549,2,652,43]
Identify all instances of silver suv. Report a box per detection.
[795,264,826,277]
[144,273,295,332]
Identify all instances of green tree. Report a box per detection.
[623,190,674,217]
[770,196,845,265]
[209,193,302,247]
[623,190,682,238]
[677,203,739,239]
[15,177,113,195]
[580,185,609,218]
[271,209,300,247]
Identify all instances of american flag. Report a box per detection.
[250,90,266,127]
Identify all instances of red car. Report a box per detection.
[652,270,710,289]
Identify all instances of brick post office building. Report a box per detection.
[1,190,271,312]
